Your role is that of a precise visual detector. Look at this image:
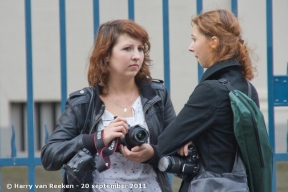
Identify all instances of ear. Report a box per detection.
[209,36,219,49]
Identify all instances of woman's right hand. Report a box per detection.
[103,117,128,146]
[178,141,194,156]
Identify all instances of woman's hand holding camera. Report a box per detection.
[119,143,154,163]
[178,141,194,156]
[103,117,128,146]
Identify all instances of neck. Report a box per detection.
[107,78,138,94]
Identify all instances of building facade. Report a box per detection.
[0,0,287,157]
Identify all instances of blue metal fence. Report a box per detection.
[0,0,287,192]
[60,0,68,113]
[266,1,288,192]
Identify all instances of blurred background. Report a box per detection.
[0,0,287,191]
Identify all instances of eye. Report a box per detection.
[138,47,144,52]
[124,47,131,51]
[191,37,195,42]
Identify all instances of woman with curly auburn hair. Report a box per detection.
[41,19,176,192]
[88,19,153,94]
[158,9,259,192]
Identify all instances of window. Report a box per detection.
[10,102,61,152]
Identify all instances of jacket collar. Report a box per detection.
[139,80,157,100]
[93,79,157,108]
[200,58,241,82]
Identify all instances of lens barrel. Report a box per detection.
[158,156,183,174]
[120,124,149,149]
[158,146,199,178]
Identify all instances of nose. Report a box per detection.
[188,42,194,52]
[132,49,141,60]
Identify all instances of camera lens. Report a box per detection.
[158,156,172,172]
[158,156,182,174]
[135,129,148,142]
[123,125,149,149]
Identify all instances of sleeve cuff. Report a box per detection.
[142,144,160,167]
[82,134,97,155]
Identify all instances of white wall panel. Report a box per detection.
[100,0,128,22]
[32,0,61,101]
[0,0,287,154]
[169,0,198,113]
[273,0,288,75]
[0,0,26,101]
[203,0,231,12]
[66,0,94,94]
[134,0,164,81]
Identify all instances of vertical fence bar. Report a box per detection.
[25,0,36,191]
[93,0,100,37]
[0,167,1,192]
[162,0,170,94]
[196,0,203,82]
[266,0,274,149]
[59,0,67,179]
[231,0,238,17]
[162,0,172,184]
[11,126,17,158]
[0,85,1,192]
[59,0,67,113]
[266,0,275,191]
[128,0,134,21]
[44,124,49,143]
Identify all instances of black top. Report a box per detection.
[158,59,259,191]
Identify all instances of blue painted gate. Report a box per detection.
[0,1,287,192]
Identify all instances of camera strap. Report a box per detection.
[94,130,119,172]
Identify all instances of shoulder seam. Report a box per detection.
[68,87,92,107]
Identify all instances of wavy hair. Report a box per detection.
[87,20,152,93]
[192,9,256,80]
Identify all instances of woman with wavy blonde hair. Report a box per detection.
[158,9,258,191]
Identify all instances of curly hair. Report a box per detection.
[87,20,152,94]
[192,9,256,80]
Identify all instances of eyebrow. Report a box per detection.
[123,43,144,46]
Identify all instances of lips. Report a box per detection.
[129,64,139,67]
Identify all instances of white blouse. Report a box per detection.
[92,96,161,192]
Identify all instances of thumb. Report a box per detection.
[131,146,141,152]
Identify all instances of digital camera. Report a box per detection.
[63,148,95,187]
[120,124,149,150]
[158,145,199,179]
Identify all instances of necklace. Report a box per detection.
[109,90,136,112]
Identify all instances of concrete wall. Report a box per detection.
[0,0,287,157]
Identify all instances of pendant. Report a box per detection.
[124,108,127,112]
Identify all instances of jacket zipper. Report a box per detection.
[144,98,161,141]
[236,91,264,167]
[89,105,105,134]
[144,98,161,114]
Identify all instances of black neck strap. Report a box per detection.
[219,78,251,98]
[94,130,119,172]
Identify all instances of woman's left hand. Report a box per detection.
[178,141,194,156]
[119,144,154,163]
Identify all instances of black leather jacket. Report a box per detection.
[41,80,176,192]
